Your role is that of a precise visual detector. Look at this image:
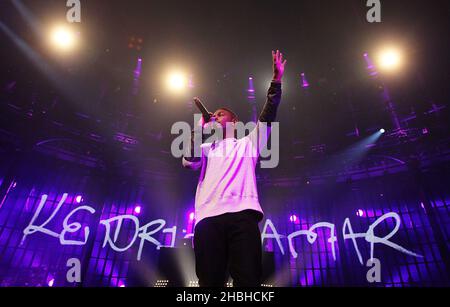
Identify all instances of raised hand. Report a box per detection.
[272,50,287,82]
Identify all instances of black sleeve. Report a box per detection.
[183,130,202,163]
[258,81,282,124]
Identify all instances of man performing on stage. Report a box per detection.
[182,50,287,287]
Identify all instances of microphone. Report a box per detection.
[193,97,212,123]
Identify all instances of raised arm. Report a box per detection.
[248,50,287,152]
[259,50,287,123]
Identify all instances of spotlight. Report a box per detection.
[380,128,386,134]
[247,76,255,98]
[166,71,187,93]
[300,72,309,88]
[289,214,298,223]
[49,25,77,51]
[47,278,54,287]
[188,211,195,221]
[356,209,365,217]
[134,206,142,215]
[75,195,83,203]
[154,279,169,287]
[377,48,403,72]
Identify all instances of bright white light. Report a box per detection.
[167,72,187,92]
[380,128,386,134]
[50,26,77,51]
[377,48,402,71]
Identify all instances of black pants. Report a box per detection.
[193,209,262,287]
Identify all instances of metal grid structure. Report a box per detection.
[262,169,449,287]
[0,153,449,287]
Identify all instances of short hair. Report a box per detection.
[217,107,238,121]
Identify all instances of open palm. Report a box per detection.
[272,50,287,82]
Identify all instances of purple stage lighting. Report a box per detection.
[247,77,255,92]
[363,52,378,77]
[247,76,255,99]
[132,57,142,95]
[47,277,55,287]
[134,206,142,214]
[75,195,83,203]
[300,72,309,88]
[356,209,365,217]
[289,214,298,223]
[189,211,195,221]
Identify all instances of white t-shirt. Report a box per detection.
[183,123,270,226]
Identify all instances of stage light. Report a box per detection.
[247,77,255,93]
[154,279,169,287]
[166,71,187,93]
[300,72,310,88]
[380,128,386,134]
[47,278,54,287]
[356,209,364,217]
[188,211,195,221]
[377,48,403,72]
[134,206,142,215]
[132,58,142,96]
[364,52,379,77]
[289,214,298,223]
[75,195,83,203]
[118,281,126,287]
[49,25,77,51]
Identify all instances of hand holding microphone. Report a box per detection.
[193,97,214,128]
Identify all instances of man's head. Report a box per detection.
[212,107,238,129]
